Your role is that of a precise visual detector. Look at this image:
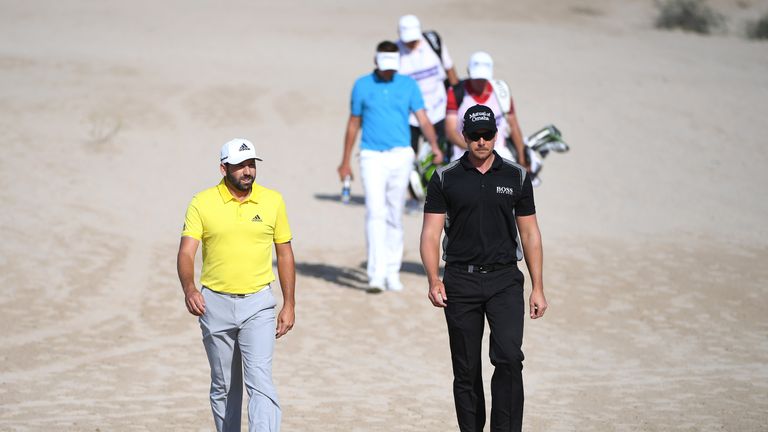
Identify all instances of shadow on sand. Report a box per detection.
[295,260,428,291]
[313,193,365,206]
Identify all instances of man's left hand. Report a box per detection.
[529,290,548,319]
[276,305,295,338]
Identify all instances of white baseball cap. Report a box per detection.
[468,51,494,80]
[376,51,400,72]
[220,138,262,165]
[398,14,422,43]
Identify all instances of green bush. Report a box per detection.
[654,0,724,34]
[747,12,768,39]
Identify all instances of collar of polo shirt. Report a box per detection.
[217,179,260,203]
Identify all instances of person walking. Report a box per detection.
[177,138,296,432]
[396,14,459,156]
[419,105,547,431]
[445,51,529,171]
[338,40,443,293]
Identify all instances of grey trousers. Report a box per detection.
[199,286,281,432]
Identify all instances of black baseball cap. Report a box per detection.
[462,104,497,134]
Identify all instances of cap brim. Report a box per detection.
[463,125,498,134]
[377,59,399,71]
[399,28,421,43]
[223,155,262,164]
[468,65,493,80]
[376,52,400,72]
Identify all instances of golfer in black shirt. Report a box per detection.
[420,104,548,432]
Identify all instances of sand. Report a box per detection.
[1,0,767,430]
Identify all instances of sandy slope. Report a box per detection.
[1,0,767,430]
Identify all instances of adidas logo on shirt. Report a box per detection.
[239,143,250,151]
[252,215,262,222]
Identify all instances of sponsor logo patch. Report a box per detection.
[468,111,491,123]
[496,186,514,196]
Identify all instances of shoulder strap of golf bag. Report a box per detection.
[452,79,467,108]
[490,79,511,114]
[423,30,442,60]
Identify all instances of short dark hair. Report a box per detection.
[376,40,398,53]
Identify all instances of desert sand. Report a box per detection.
[1,0,767,431]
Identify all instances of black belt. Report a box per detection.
[447,263,516,274]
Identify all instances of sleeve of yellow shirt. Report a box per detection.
[181,196,203,240]
[273,194,292,244]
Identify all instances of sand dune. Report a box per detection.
[1,1,767,430]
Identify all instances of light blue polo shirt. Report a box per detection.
[350,71,425,151]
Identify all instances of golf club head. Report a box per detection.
[527,124,563,145]
[533,139,570,154]
[528,125,554,141]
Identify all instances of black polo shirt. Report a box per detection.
[424,151,535,265]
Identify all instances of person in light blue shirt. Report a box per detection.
[338,40,443,293]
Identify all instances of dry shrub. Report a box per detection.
[654,0,724,34]
[746,12,768,39]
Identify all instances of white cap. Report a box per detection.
[468,51,494,80]
[376,51,400,72]
[398,14,421,43]
[220,138,262,165]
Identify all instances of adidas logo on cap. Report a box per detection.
[239,143,250,151]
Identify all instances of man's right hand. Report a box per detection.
[185,289,206,316]
[337,164,352,181]
[428,280,447,308]
[521,157,531,172]
[431,147,444,165]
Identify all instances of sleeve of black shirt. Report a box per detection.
[423,173,447,214]
[515,173,536,216]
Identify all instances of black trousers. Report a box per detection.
[443,265,526,432]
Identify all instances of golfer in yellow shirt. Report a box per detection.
[177,138,296,432]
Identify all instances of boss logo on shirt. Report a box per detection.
[252,215,262,222]
[496,186,514,196]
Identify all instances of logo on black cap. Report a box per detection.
[468,111,492,123]
[463,104,497,134]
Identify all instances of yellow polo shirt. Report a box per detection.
[182,179,292,294]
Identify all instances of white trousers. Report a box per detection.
[359,146,415,284]
[199,287,281,432]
